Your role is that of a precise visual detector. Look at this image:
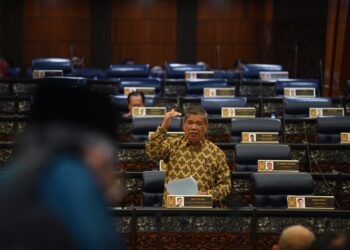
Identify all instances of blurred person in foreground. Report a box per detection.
[309,232,349,250]
[0,83,123,250]
[272,225,315,250]
[146,106,231,207]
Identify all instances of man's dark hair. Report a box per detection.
[127,91,145,105]
[184,106,208,124]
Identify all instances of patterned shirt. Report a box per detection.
[145,126,231,203]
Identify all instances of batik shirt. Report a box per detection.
[145,126,231,204]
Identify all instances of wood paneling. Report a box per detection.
[23,0,91,70]
[196,0,273,69]
[111,0,177,66]
[340,3,350,94]
[0,3,2,56]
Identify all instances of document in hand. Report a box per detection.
[165,176,198,195]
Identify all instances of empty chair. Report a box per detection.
[107,64,150,78]
[142,171,166,207]
[201,97,247,116]
[316,116,350,143]
[275,79,319,96]
[243,64,283,79]
[132,117,182,142]
[71,68,107,80]
[284,97,333,119]
[234,144,291,172]
[186,79,229,96]
[111,95,154,114]
[166,63,205,79]
[32,58,72,74]
[231,118,282,142]
[40,76,88,86]
[250,172,314,208]
[118,78,161,95]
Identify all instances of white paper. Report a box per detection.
[165,176,198,195]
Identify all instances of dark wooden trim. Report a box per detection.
[90,0,111,68]
[176,0,197,63]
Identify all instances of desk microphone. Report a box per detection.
[302,121,313,172]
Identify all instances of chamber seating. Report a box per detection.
[41,77,87,87]
[250,172,314,208]
[32,58,72,74]
[118,78,161,95]
[316,116,350,143]
[284,97,333,119]
[186,79,229,96]
[231,118,282,142]
[165,63,205,79]
[200,97,247,116]
[111,95,155,113]
[142,170,166,207]
[107,64,150,78]
[71,68,107,79]
[275,79,319,96]
[132,117,182,142]
[7,67,21,78]
[234,144,291,172]
[242,64,283,79]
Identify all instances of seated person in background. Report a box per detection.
[71,55,83,69]
[0,57,8,78]
[120,58,135,65]
[234,58,246,71]
[146,106,232,207]
[272,225,315,250]
[124,90,145,117]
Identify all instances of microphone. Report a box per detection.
[294,45,298,78]
[302,120,313,172]
[282,99,287,143]
[319,59,324,96]
[216,45,221,69]
[205,158,223,208]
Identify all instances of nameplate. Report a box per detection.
[284,88,316,97]
[340,133,350,144]
[124,87,155,96]
[309,108,344,118]
[287,196,334,209]
[203,88,235,97]
[149,131,184,138]
[132,107,166,117]
[166,195,212,208]
[185,71,214,80]
[221,107,255,118]
[258,160,299,172]
[32,70,63,79]
[259,71,289,81]
[241,132,279,143]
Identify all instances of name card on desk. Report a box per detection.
[259,71,289,81]
[258,160,299,172]
[33,70,63,79]
[309,108,344,118]
[165,195,213,208]
[341,133,350,144]
[124,87,155,96]
[203,88,235,97]
[287,196,334,209]
[185,71,214,80]
[284,88,316,97]
[221,107,255,118]
[132,107,166,117]
[241,132,279,143]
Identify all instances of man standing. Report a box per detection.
[146,106,231,207]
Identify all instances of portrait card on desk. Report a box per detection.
[132,107,166,117]
[33,70,63,79]
[340,133,350,144]
[165,195,212,208]
[309,108,344,118]
[185,71,214,80]
[124,87,155,96]
[258,160,299,172]
[241,132,279,143]
[284,88,316,97]
[287,196,334,209]
[221,107,255,118]
[203,88,235,97]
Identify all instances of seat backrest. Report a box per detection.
[243,64,282,79]
[40,77,88,87]
[107,64,150,78]
[32,58,72,73]
[250,172,314,207]
[110,95,154,113]
[231,118,282,142]
[7,67,21,78]
[284,97,333,118]
[71,68,107,79]
[316,116,350,143]
[200,97,247,116]
[275,79,319,96]
[118,78,161,95]
[132,117,182,142]
[166,63,205,79]
[186,79,228,96]
[142,171,166,207]
[234,143,291,172]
